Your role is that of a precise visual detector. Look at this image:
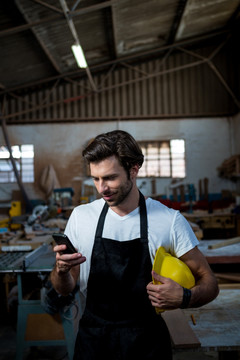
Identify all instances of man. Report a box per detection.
[51,130,219,360]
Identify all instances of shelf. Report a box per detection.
[218,154,240,180]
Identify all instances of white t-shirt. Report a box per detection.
[65,197,199,306]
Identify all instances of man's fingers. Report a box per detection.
[152,271,169,283]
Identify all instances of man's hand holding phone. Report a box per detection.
[52,233,86,274]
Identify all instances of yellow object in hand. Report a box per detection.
[152,246,195,314]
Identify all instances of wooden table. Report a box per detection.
[183,289,240,359]
[163,289,240,359]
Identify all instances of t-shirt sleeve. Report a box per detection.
[171,211,199,258]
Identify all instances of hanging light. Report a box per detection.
[71,43,88,68]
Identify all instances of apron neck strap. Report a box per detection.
[95,190,148,240]
[95,201,109,238]
[139,190,148,240]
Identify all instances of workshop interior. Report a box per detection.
[0,0,240,359]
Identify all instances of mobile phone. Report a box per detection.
[52,233,77,254]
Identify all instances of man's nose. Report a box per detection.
[98,179,108,193]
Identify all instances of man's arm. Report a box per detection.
[180,246,219,308]
[50,244,86,296]
[147,246,219,310]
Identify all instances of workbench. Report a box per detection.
[162,239,240,359]
[0,244,81,360]
[183,289,240,359]
[183,212,236,229]
[163,289,240,359]
[183,212,240,239]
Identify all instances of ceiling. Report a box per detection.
[0,0,240,95]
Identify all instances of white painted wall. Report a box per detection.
[231,112,240,153]
[0,116,239,203]
[231,112,240,193]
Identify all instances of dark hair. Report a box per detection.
[82,130,144,175]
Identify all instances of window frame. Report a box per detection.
[0,144,34,184]
[137,139,186,178]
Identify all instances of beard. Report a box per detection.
[102,178,133,207]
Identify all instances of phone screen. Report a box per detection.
[52,233,77,254]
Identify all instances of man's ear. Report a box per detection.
[130,164,140,178]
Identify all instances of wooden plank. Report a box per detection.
[219,283,240,289]
[208,237,240,250]
[215,273,240,282]
[162,309,201,349]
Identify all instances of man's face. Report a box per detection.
[90,155,133,207]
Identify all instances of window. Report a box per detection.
[138,139,185,178]
[0,144,34,183]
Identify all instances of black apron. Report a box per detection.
[74,192,172,360]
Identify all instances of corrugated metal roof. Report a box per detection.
[0,0,239,93]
